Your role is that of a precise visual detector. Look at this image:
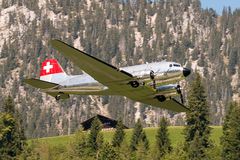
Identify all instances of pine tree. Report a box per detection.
[3,95,15,114]
[130,119,149,152]
[221,102,240,160]
[135,141,148,160]
[98,142,119,160]
[118,141,132,160]
[138,7,146,33]
[184,72,211,159]
[188,130,205,159]
[88,117,103,151]
[228,48,238,75]
[0,113,18,159]
[72,128,89,158]
[0,96,25,159]
[130,119,143,151]
[140,130,149,152]
[155,117,172,158]
[112,119,125,147]
[0,41,8,58]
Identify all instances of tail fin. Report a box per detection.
[40,59,67,83]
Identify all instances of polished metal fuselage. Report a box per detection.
[44,61,185,99]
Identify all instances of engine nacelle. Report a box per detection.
[139,70,184,87]
[155,84,184,103]
[156,84,178,92]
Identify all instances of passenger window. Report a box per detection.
[173,64,180,67]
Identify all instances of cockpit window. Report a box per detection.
[169,64,172,67]
[173,64,180,67]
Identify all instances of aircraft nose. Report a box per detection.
[183,68,191,77]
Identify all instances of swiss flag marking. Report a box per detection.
[43,62,53,73]
[40,59,63,76]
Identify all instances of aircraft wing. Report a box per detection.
[50,40,133,88]
[50,40,188,112]
[138,97,189,112]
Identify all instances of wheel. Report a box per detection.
[176,85,181,94]
[156,95,166,102]
[150,70,154,79]
[55,95,61,101]
[129,81,139,88]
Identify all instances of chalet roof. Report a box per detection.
[80,114,128,130]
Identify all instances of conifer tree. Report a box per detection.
[98,142,119,160]
[72,128,89,158]
[0,41,8,58]
[184,72,211,159]
[0,96,25,159]
[112,119,125,147]
[221,102,240,159]
[130,119,149,152]
[118,141,132,160]
[155,117,172,158]
[188,130,205,159]
[3,95,15,114]
[140,130,149,151]
[130,119,143,151]
[88,117,103,151]
[135,141,148,160]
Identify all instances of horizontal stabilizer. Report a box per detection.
[24,78,70,100]
[24,78,59,89]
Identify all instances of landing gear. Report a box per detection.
[55,95,61,101]
[55,92,64,101]
[176,85,181,94]
[150,70,155,79]
[129,81,140,88]
[150,70,156,89]
[156,95,166,102]
[176,85,184,104]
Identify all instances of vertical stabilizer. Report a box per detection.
[40,59,67,84]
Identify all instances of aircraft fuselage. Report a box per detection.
[25,40,191,112]
[43,61,190,101]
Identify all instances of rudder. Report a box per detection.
[40,59,67,83]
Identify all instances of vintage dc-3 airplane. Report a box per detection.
[24,40,191,112]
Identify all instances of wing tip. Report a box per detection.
[50,39,62,47]
[161,98,189,112]
[171,98,190,112]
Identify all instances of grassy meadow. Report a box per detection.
[33,126,222,148]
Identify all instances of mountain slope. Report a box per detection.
[0,0,239,138]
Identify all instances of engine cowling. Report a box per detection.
[156,84,178,92]
[154,84,179,100]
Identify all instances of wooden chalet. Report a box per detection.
[81,114,128,130]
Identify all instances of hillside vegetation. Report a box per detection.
[22,126,222,159]
[2,95,239,159]
[0,0,239,138]
[35,126,222,147]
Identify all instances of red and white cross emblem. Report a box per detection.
[43,61,53,73]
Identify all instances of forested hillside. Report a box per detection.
[0,0,239,138]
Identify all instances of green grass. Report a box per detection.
[31,126,222,148]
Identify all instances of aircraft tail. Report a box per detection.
[40,59,67,84]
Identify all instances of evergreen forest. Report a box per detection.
[0,0,239,139]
